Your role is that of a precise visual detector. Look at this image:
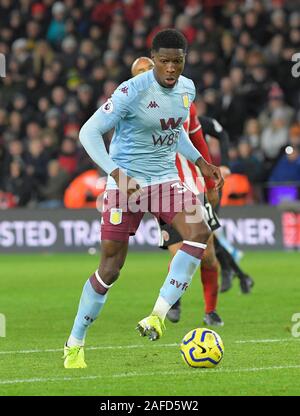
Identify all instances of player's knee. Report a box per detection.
[99,241,127,285]
[202,241,217,267]
[99,265,120,284]
[99,258,124,285]
[191,223,211,245]
[202,253,218,269]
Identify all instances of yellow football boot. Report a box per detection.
[63,344,87,369]
[136,315,166,341]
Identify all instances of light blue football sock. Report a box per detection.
[159,249,201,307]
[70,279,107,342]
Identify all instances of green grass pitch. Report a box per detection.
[0,251,299,396]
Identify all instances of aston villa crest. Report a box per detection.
[182,93,189,108]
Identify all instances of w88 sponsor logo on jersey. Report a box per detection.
[152,131,180,146]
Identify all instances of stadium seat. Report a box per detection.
[221,174,253,206]
[64,170,106,208]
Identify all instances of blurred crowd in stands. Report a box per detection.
[0,0,300,208]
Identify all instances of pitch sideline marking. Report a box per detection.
[0,343,178,355]
[1,365,300,385]
[0,338,299,355]
[235,338,296,344]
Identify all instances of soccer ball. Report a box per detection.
[180,327,224,368]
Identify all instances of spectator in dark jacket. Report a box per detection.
[24,138,48,186]
[5,160,32,206]
[38,159,70,208]
[231,138,263,184]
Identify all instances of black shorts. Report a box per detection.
[158,197,221,249]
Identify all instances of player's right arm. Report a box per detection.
[79,83,142,197]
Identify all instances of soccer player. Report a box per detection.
[132,57,224,326]
[195,116,254,295]
[165,116,254,321]
[132,58,253,322]
[63,29,223,369]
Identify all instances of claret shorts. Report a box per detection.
[101,180,201,242]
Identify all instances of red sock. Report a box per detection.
[200,265,219,313]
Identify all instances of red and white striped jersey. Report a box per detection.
[175,102,215,195]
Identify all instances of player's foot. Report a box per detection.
[136,315,166,341]
[203,311,224,327]
[220,269,233,292]
[166,299,181,323]
[239,274,254,294]
[63,344,87,369]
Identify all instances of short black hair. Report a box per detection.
[152,29,187,52]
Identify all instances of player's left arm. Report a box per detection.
[189,115,220,205]
[188,104,215,191]
[177,126,204,167]
[177,127,224,191]
[188,107,222,206]
[195,156,224,191]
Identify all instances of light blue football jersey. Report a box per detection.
[79,69,198,189]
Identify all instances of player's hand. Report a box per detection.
[196,157,224,191]
[220,165,231,178]
[110,168,143,198]
[206,188,219,208]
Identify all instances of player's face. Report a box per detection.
[152,48,185,88]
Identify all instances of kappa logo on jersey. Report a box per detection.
[119,85,128,95]
[160,117,183,130]
[101,99,113,114]
[147,101,159,108]
[110,208,122,225]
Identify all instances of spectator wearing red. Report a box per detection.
[146,12,173,49]
[174,13,196,44]
[58,137,78,176]
[91,0,121,32]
